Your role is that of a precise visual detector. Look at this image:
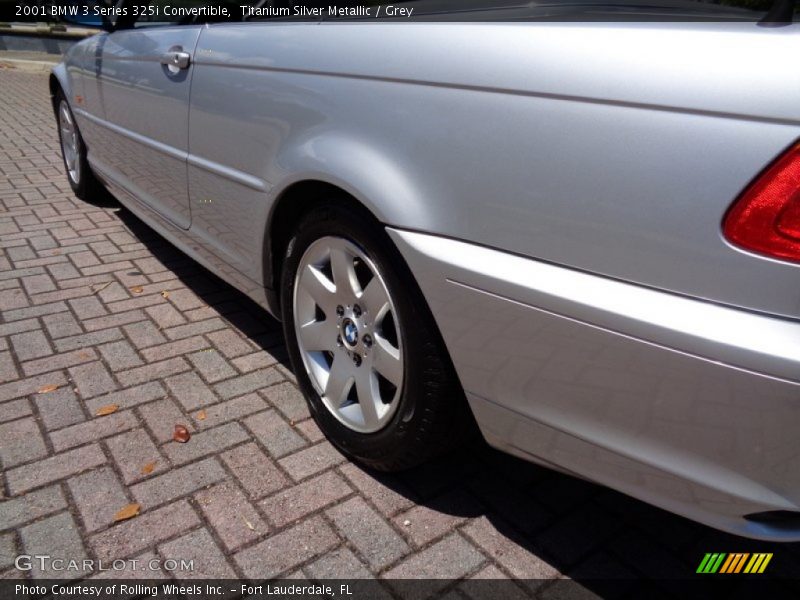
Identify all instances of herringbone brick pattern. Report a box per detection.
[1,68,796,598]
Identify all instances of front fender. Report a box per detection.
[260,132,429,298]
[269,133,428,228]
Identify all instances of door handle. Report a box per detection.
[160,50,191,70]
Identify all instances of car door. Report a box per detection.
[91,22,200,229]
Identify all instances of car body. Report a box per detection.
[51,2,800,540]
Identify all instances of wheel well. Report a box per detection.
[48,74,61,111]
[265,180,383,305]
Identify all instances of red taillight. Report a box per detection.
[723,143,800,263]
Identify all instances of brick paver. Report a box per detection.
[1,68,795,597]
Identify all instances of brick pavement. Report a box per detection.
[0,68,798,598]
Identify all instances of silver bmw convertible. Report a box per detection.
[52,0,800,540]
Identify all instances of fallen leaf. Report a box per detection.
[92,281,112,295]
[173,424,191,443]
[113,503,141,522]
[243,516,255,531]
[196,410,207,421]
[160,290,169,298]
[140,461,156,475]
[77,351,92,359]
[37,384,60,394]
[130,286,144,294]
[95,404,119,416]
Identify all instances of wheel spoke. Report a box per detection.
[373,335,402,386]
[355,370,380,429]
[360,277,390,318]
[324,354,353,405]
[298,319,333,352]
[300,264,336,313]
[330,245,357,299]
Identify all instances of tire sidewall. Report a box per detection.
[280,206,437,465]
[55,91,87,197]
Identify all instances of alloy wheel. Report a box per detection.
[58,100,81,185]
[292,236,404,433]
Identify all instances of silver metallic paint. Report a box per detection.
[185,21,800,318]
[87,26,202,229]
[388,229,800,540]
[52,19,800,538]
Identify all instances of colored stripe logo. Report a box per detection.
[696,553,772,574]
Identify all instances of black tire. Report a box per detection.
[280,203,474,471]
[54,89,101,201]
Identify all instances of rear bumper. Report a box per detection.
[388,228,800,540]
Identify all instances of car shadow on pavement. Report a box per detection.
[81,182,123,209]
[360,442,800,597]
[114,206,294,372]
[113,204,800,598]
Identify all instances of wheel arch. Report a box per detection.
[48,73,60,104]
[262,133,430,308]
[263,179,387,312]
[49,64,70,112]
